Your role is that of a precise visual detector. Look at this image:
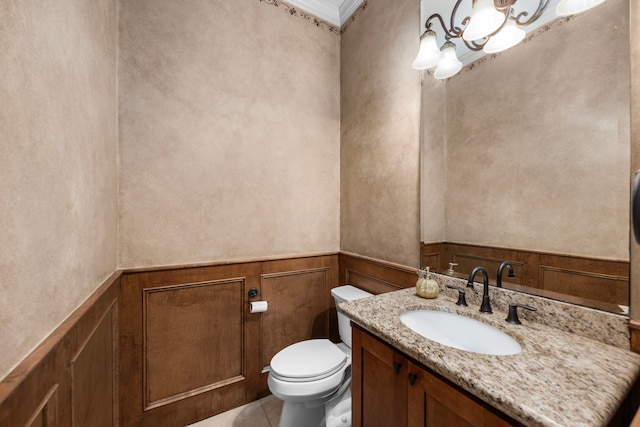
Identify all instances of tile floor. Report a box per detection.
[188,395,283,427]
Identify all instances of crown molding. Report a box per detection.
[285,0,364,26]
[338,0,365,25]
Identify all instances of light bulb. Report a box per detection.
[556,0,606,16]
[463,0,506,42]
[412,30,443,70]
[434,42,462,80]
[483,18,525,53]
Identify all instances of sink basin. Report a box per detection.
[400,310,522,356]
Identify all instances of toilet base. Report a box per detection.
[277,387,352,427]
[325,388,351,427]
[278,401,325,427]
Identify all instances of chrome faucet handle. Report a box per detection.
[446,285,468,307]
[505,304,537,325]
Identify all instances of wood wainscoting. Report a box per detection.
[339,252,417,294]
[1,251,636,426]
[422,242,629,312]
[119,254,339,427]
[0,271,121,427]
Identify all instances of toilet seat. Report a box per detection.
[270,339,348,382]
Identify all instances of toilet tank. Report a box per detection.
[331,285,373,348]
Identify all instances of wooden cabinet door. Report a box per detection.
[407,361,516,427]
[352,325,408,427]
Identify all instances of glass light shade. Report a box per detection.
[412,30,443,70]
[434,42,462,80]
[482,18,525,53]
[462,0,506,42]
[556,0,606,16]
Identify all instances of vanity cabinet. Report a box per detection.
[351,324,521,427]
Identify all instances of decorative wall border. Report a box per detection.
[259,0,368,35]
[259,0,340,34]
[340,1,369,34]
[461,16,575,75]
[422,15,576,81]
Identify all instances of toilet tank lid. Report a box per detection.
[331,285,373,303]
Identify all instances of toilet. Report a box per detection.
[267,285,373,427]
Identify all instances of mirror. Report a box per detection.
[419,0,630,314]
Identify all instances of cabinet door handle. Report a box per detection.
[408,372,417,386]
[393,362,402,374]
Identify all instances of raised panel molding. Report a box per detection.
[0,272,121,427]
[345,269,403,295]
[422,242,629,311]
[421,252,441,272]
[339,253,417,292]
[261,268,331,368]
[26,386,58,427]
[120,256,337,425]
[539,266,629,306]
[71,302,118,427]
[143,278,245,410]
[452,253,525,285]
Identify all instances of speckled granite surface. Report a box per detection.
[338,280,640,427]
[434,273,631,349]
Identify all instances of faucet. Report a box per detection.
[497,261,515,288]
[467,266,492,314]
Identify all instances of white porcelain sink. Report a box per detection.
[400,310,522,356]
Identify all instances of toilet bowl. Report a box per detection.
[267,285,373,427]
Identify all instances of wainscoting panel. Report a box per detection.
[420,242,445,273]
[71,301,118,427]
[447,253,525,286]
[421,242,630,311]
[0,272,120,427]
[120,254,339,426]
[26,386,58,427]
[539,266,628,306]
[261,268,330,368]
[258,255,339,379]
[339,253,417,295]
[143,279,244,409]
[120,263,259,427]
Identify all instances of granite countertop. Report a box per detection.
[338,286,640,427]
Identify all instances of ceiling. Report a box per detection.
[285,0,365,26]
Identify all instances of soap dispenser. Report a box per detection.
[416,267,439,299]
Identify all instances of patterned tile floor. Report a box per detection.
[187,395,283,427]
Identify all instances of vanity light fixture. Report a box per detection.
[482,15,525,53]
[412,30,443,70]
[413,0,607,78]
[434,42,463,79]
[462,0,506,42]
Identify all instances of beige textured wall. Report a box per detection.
[0,0,118,380]
[118,1,341,268]
[340,0,422,267]
[440,0,630,260]
[420,77,446,244]
[630,0,640,318]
